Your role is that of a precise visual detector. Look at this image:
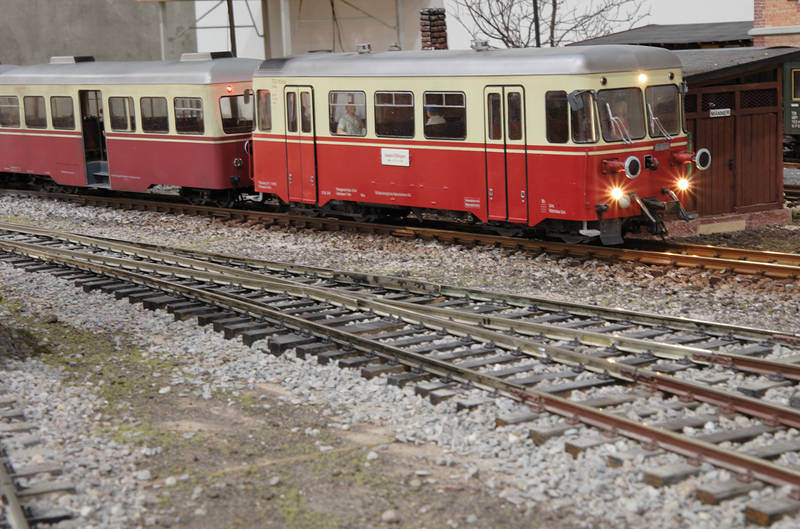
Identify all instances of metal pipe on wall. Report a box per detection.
[226,0,238,56]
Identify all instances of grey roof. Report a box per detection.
[675,47,800,82]
[255,45,682,78]
[570,21,753,47]
[0,58,261,85]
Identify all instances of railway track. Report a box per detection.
[3,187,800,280]
[786,184,800,206]
[0,387,74,528]
[2,223,800,524]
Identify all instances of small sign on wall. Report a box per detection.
[381,148,410,167]
[709,108,731,118]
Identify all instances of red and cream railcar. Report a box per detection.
[251,46,709,243]
[0,53,259,205]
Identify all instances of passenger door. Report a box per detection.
[284,86,317,204]
[484,86,527,223]
[79,90,109,187]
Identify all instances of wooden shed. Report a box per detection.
[675,47,800,222]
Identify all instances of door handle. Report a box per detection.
[728,159,734,170]
[289,174,293,182]
[489,188,494,198]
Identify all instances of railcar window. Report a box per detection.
[300,92,312,133]
[597,88,645,142]
[257,90,271,131]
[24,96,46,129]
[374,91,414,138]
[50,96,75,130]
[645,85,680,138]
[570,91,597,144]
[141,97,168,133]
[175,97,204,134]
[329,91,366,136]
[545,91,569,144]
[219,95,254,134]
[423,91,466,140]
[286,92,297,132]
[507,92,522,140]
[487,93,501,140]
[0,96,20,128]
[109,97,136,132]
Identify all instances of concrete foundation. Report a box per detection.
[662,207,794,239]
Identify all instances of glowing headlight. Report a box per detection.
[611,187,624,201]
[638,73,648,83]
[677,177,690,191]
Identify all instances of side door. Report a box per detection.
[484,85,528,223]
[284,86,317,204]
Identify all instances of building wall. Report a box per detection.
[0,0,197,66]
[753,0,800,46]
[195,0,443,59]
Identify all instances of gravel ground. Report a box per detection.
[2,194,800,528]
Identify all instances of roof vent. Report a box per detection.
[180,51,234,62]
[356,43,372,54]
[50,56,95,64]
[470,40,490,51]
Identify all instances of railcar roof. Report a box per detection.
[0,58,261,86]
[255,45,681,78]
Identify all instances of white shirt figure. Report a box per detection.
[425,109,446,125]
[337,105,364,135]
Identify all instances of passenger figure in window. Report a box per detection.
[337,103,364,135]
[424,106,446,126]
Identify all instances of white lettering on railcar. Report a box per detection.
[375,190,412,198]
[335,187,357,197]
[464,198,481,209]
[380,148,410,167]
[709,108,731,118]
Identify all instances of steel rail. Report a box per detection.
[5,239,800,430]
[3,239,800,494]
[0,222,791,342]
[3,230,799,384]
[637,240,800,267]
[0,462,30,529]
[3,228,800,385]
[3,190,800,278]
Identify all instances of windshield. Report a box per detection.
[597,88,645,142]
[570,91,597,144]
[645,85,681,138]
[219,95,254,134]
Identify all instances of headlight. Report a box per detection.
[677,177,690,191]
[233,157,244,168]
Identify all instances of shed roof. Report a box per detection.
[254,45,681,78]
[675,47,800,83]
[569,21,753,47]
[0,58,261,86]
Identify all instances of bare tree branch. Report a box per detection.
[451,0,650,48]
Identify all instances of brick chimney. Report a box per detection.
[750,0,800,46]
[420,8,448,50]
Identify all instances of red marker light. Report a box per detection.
[226,85,233,93]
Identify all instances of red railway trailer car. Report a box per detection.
[251,46,709,244]
[0,53,260,206]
